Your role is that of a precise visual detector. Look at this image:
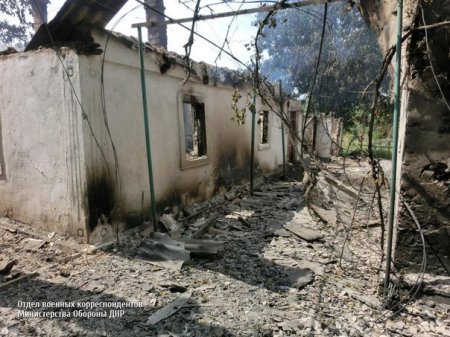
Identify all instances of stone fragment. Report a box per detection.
[285,197,303,210]
[0,220,17,233]
[284,222,324,242]
[299,260,325,276]
[276,197,291,209]
[273,229,292,238]
[190,213,220,239]
[160,283,187,293]
[147,291,191,325]
[0,260,17,275]
[224,192,237,200]
[22,238,46,251]
[285,268,314,289]
[183,238,224,255]
[183,205,197,217]
[136,232,190,272]
[160,214,181,238]
[239,198,265,209]
[435,325,450,336]
[59,269,71,277]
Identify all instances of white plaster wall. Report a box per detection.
[286,101,304,162]
[77,31,287,228]
[0,35,295,241]
[315,114,333,160]
[0,49,87,238]
[254,100,285,173]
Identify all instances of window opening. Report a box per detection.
[183,97,207,161]
[0,116,5,180]
[259,110,269,144]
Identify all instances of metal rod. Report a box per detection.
[312,115,317,152]
[384,0,403,298]
[137,27,158,227]
[250,92,256,195]
[281,120,286,178]
[301,2,328,158]
[279,80,286,178]
[132,0,345,28]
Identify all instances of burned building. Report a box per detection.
[0,1,308,243]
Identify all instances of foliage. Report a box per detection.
[341,99,393,160]
[0,0,32,46]
[257,2,386,122]
[342,129,392,160]
[0,0,49,47]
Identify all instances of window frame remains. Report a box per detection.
[178,92,209,170]
[258,110,270,150]
[0,114,5,181]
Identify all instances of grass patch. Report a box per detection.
[342,130,392,160]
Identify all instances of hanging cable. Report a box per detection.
[301,2,328,155]
[100,4,143,195]
[134,0,251,71]
[30,0,111,176]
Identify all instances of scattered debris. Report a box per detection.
[322,171,359,199]
[0,260,17,276]
[183,238,224,255]
[0,221,17,233]
[284,268,315,289]
[273,228,292,237]
[239,198,265,209]
[160,283,187,293]
[347,289,382,310]
[308,203,337,225]
[0,159,448,336]
[0,272,39,290]
[0,47,18,56]
[284,221,324,242]
[59,269,71,278]
[22,238,46,251]
[147,291,192,325]
[56,253,83,264]
[159,214,181,238]
[189,213,219,239]
[136,233,190,272]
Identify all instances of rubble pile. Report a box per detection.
[0,160,449,336]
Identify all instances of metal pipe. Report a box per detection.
[250,93,256,195]
[137,27,158,227]
[384,0,403,298]
[312,115,317,153]
[132,0,345,28]
[279,80,286,178]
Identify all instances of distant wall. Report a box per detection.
[0,49,88,239]
[306,113,344,161]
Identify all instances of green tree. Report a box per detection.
[0,0,49,46]
[258,2,385,121]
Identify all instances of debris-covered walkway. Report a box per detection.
[1,160,449,337]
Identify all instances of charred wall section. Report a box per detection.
[86,170,116,232]
[359,0,450,275]
[395,2,450,275]
[77,31,287,244]
[0,112,6,181]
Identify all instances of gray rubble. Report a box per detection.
[0,159,449,337]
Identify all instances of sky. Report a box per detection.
[46,0,262,69]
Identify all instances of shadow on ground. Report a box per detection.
[0,278,235,337]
